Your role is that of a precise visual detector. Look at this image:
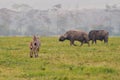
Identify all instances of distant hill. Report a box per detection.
[0,8,120,36]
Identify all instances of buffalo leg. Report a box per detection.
[104,37,108,44]
[95,40,97,44]
[80,42,83,46]
[87,42,90,46]
[92,40,94,44]
[70,40,76,46]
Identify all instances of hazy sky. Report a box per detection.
[0,0,120,10]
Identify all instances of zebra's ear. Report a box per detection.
[36,34,40,39]
[33,35,37,41]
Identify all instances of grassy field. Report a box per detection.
[0,36,120,80]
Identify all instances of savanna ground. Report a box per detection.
[0,36,120,80]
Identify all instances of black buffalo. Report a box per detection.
[88,30,109,44]
[59,30,90,46]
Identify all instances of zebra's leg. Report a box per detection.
[35,49,39,58]
[30,50,33,58]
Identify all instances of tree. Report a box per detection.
[12,4,32,12]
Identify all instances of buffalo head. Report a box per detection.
[59,35,66,41]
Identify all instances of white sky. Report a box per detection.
[0,0,120,10]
